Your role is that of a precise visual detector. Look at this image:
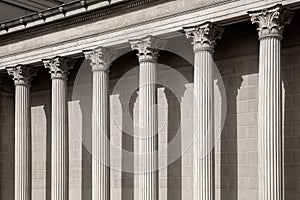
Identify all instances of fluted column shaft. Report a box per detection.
[194,50,213,200]
[51,77,67,200]
[15,84,31,200]
[130,36,166,200]
[259,36,282,200]
[248,5,294,200]
[84,46,117,200]
[183,22,223,200]
[43,57,74,200]
[7,66,37,200]
[139,60,157,200]
[92,70,109,200]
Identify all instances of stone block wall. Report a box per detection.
[215,55,259,200]
[1,16,300,200]
[0,92,14,200]
[282,47,300,200]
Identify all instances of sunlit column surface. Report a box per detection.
[130,36,166,200]
[7,65,37,200]
[248,4,294,200]
[43,57,75,200]
[183,22,224,200]
[84,46,117,200]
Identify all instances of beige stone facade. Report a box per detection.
[0,1,300,200]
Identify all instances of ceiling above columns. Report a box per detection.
[0,0,300,71]
[2,0,73,12]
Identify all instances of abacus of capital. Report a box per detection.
[1,2,299,200]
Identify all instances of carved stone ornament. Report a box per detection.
[130,35,167,62]
[83,46,118,72]
[248,4,294,40]
[43,56,75,79]
[7,65,38,86]
[183,21,224,52]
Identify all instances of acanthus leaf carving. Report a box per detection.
[83,46,118,72]
[248,4,294,39]
[42,56,75,79]
[130,35,167,62]
[7,65,38,86]
[183,22,224,52]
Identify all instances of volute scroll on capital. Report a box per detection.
[42,56,75,79]
[130,35,167,62]
[83,46,118,72]
[248,4,294,40]
[183,22,224,52]
[7,65,38,86]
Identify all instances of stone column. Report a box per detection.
[183,22,223,200]
[130,36,166,200]
[83,46,117,200]
[248,5,293,200]
[7,65,37,200]
[43,57,74,200]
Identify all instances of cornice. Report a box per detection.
[0,0,108,32]
[0,0,299,70]
[0,0,232,47]
[0,0,174,41]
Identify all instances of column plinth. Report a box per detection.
[130,36,166,200]
[43,57,74,200]
[7,65,37,200]
[84,46,117,200]
[183,22,224,200]
[248,5,294,200]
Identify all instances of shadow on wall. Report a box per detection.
[0,75,15,200]
[30,67,52,200]
[68,59,93,200]
[108,47,192,199]
[165,88,182,200]
[120,91,137,200]
[282,9,300,200]
[215,20,259,200]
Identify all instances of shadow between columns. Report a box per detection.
[68,58,93,200]
[0,75,15,200]
[220,75,242,200]
[281,9,300,200]
[79,99,92,200]
[30,67,52,200]
[120,91,137,200]
[164,88,182,200]
[44,103,51,200]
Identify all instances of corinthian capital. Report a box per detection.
[43,56,75,79]
[183,22,224,52]
[7,65,38,86]
[130,35,167,62]
[248,4,294,39]
[83,46,118,72]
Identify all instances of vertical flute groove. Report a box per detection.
[194,50,214,200]
[92,70,110,200]
[52,78,68,200]
[7,66,36,200]
[15,85,31,200]
[248,6,294,200]
[130,36,166,200]
[258,37,282,200]
[83,46,117,200]
[139,61,158,200]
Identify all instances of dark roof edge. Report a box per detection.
[0,0,111,32]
